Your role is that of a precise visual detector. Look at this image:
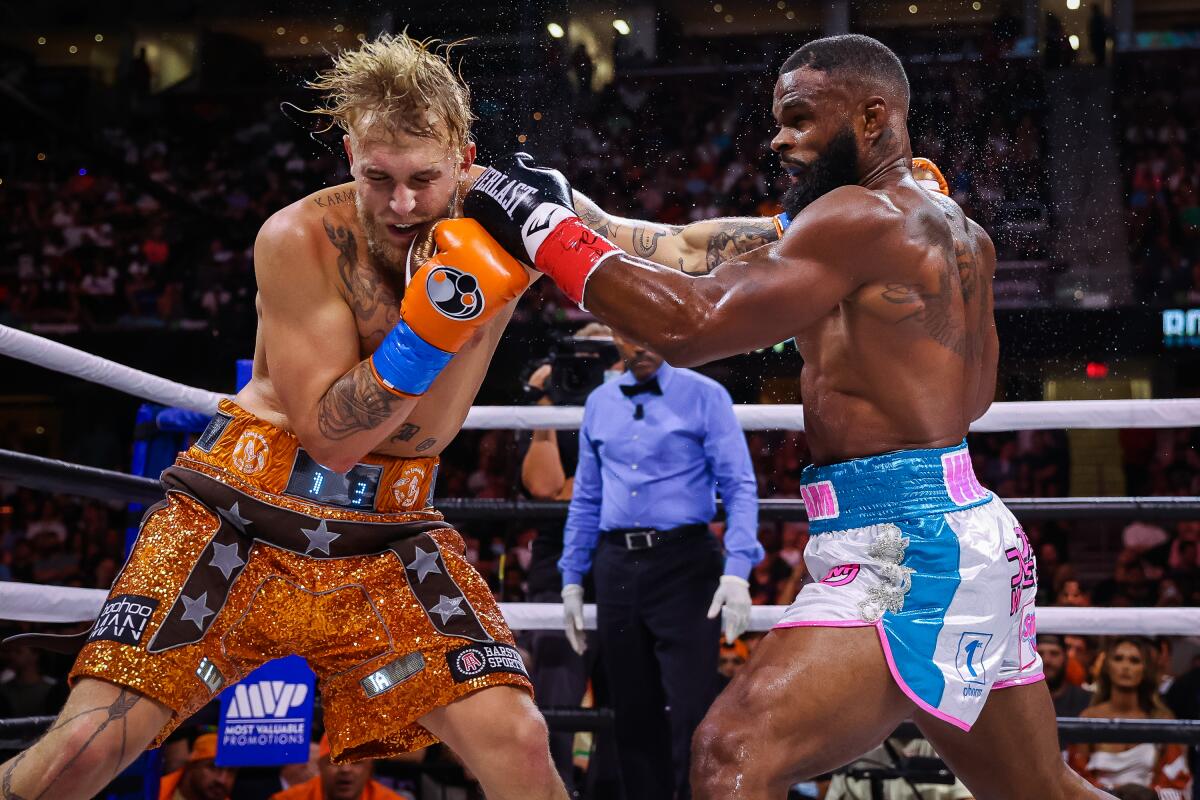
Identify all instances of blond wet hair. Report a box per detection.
[308,32,474,150]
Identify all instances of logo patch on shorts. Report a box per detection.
[426,266,485,321]
[361,652,426,698]
[231,431,270,475]
[800,481,839,521]
[88,594,159,646]
[195,412,232,452]
[820,564,860,586]
[955,632,993,685]
[196,657,225,693]
[446,643,529,684]
[941,449,988,506]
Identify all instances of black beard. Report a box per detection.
[780,127,860,218]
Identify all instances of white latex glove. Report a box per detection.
[562,583,587,655]
[707,575,752,643]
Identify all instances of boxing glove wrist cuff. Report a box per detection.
[369,319,454,397]
[773,212,792,238]
[533,217,623,308]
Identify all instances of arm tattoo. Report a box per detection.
[318,361,407,440]
[573,194,617,239]
[632,226,667,257]
[705,220,780,272]
[391,423,420,443]
[416,437,437,452]
[2,689,144,799]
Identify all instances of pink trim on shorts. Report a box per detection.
[871,620,973,732]
[772,618,974,732]
[993,672,1046,690]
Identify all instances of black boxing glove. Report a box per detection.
[465,152,623,305]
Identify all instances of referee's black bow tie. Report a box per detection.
[621,378,663,398]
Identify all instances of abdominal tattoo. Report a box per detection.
[2,689,142,799]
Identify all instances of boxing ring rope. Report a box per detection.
[4,323,1200,431]
[3,332,1200,758]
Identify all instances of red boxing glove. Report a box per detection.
[532,217,623,308]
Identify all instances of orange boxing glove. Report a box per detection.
[912,157,950,196]
[370,218,528,396]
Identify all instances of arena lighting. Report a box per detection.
[1086,362,1109,379]
[36,36,46,45]
[1066,0,1081,7]
[547,22,565,38]
[94,34,103,43]
[1069,34,1081,49]
[68,45,77,54]
[972,1,982,9]
[909,4,919,12]
[613,19,631,35]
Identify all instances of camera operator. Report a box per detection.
[559,335,763,800]
[518,322,621,793]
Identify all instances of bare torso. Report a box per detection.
[235,181,522,459]
[794,184,997,464]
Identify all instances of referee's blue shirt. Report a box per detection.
[559,362,763,586]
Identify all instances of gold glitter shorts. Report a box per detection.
[70,400,532,761]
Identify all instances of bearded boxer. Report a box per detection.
[0,33,807,800]
[465,34,1113,800]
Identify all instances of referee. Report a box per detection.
[559,336,763,800]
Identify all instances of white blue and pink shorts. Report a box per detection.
[775,441,1044,731]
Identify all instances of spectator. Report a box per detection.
[1068,637,1191,794]
[159,733,237,800]
[270,736,403,800]
[0,644,64,719]
[1037,634,1093,720]
[717,637,749,683]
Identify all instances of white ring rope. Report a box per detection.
[0,325,225,414]
[3,324,1200,431]
[2,581,1197,636]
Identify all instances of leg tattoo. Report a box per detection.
[2,689,144,800]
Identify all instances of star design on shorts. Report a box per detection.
[429,595,466,625]
[180,592,215,631]
[406,546,442,583]
[208,541,245,580]
[217,501,252,532]
[299,519,340,555]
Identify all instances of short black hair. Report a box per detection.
[780,34,910,110]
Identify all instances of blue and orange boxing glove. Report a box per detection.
[369,218,528,396]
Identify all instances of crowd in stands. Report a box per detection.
[1118,51,1200,304]
[0,41,1063,333]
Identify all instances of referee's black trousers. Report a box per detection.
[594,528,723,800]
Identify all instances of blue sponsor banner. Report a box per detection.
[216,655,315,767]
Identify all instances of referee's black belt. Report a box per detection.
[602,523,709,551]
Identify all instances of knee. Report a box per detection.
[691,708,763,794]
[500,709,556,782]
[49,717,122,779]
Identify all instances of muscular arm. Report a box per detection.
[572,191,780,275]
[579,187,895,366]
[255,213,418,472]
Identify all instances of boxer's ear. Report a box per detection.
[862,97,890,145]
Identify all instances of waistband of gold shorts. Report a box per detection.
[179,399,439,515]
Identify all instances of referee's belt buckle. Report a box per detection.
[623,530,656,550]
